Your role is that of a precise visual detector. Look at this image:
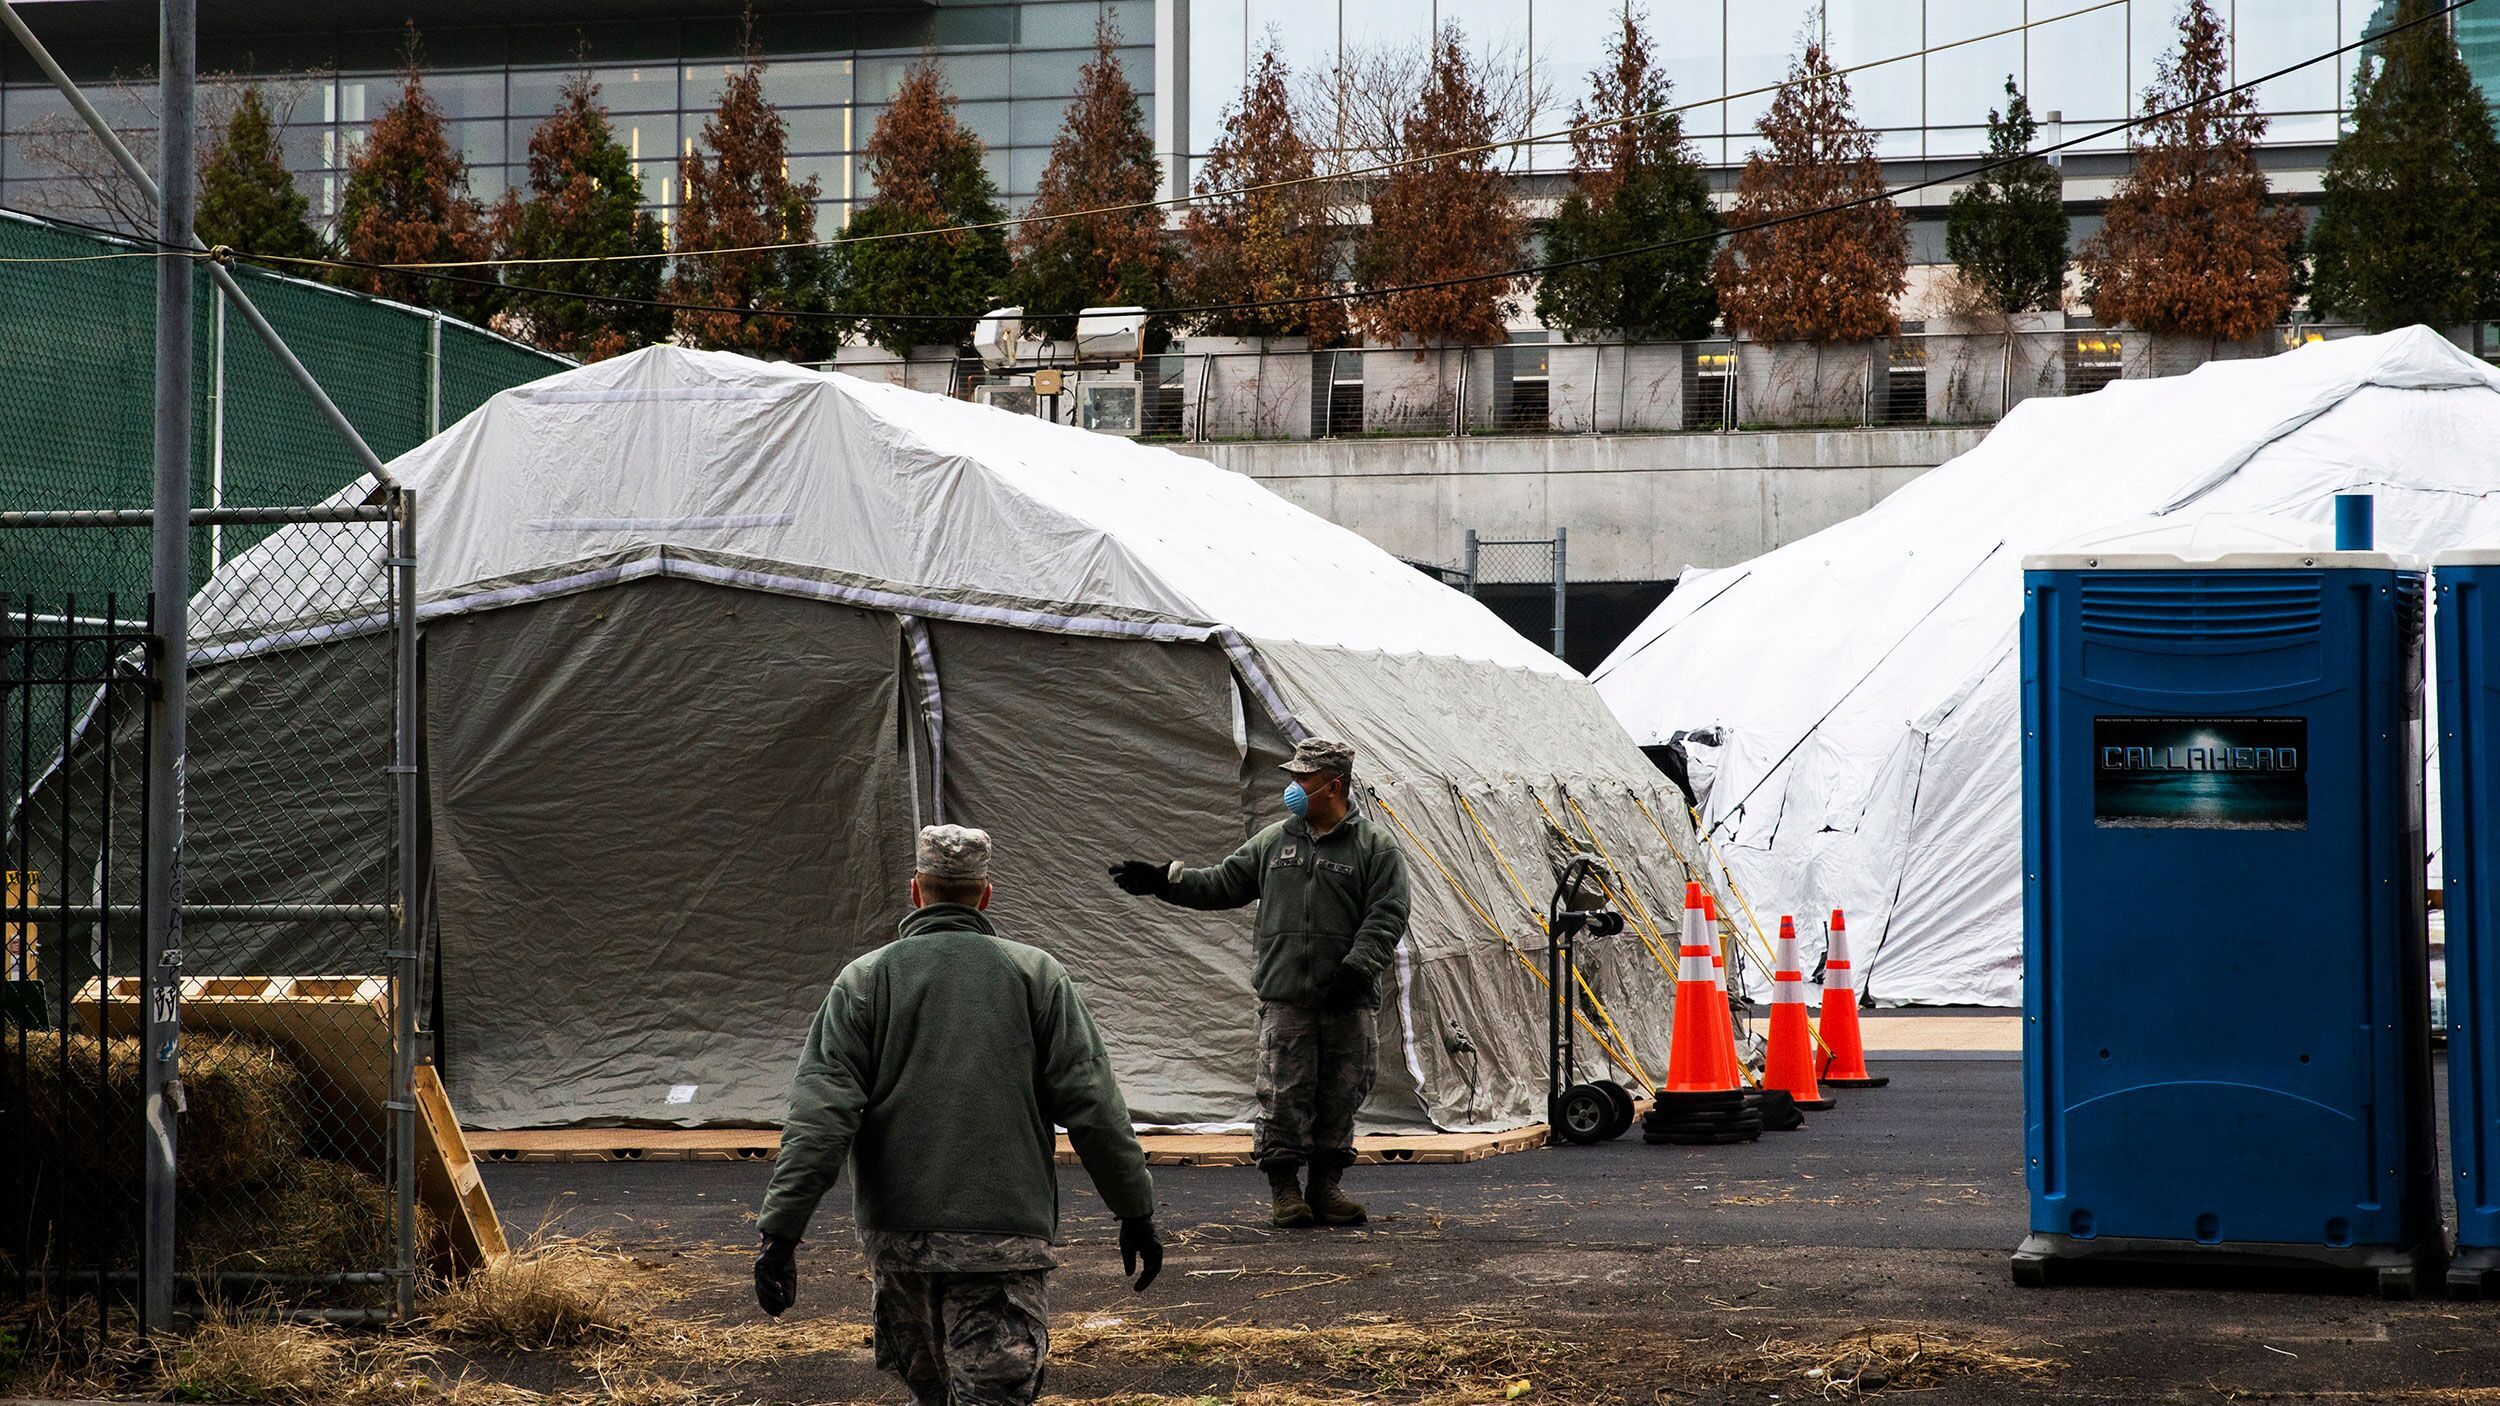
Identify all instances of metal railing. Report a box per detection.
[819,322,2407,443]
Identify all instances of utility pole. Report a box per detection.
[143,0,196,1335]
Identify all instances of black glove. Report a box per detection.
[754,1233,798,1317]
[1119,1215,1163,1293]
[1322,963,1373,1014]
[1108,859,1170,897]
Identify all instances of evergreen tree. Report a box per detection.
[1711,41,1907,343]
[669,43,832,361]
[1944,77,2067,316]
[196,85,324,261]
[498,72,667,361]
[2309,0,2500,330]
[1352,26,1528,345]
[2078,0,2297,341]
[833,59,1009,356]
[1182,42,1344,343]
[335,37,500,322]
[1008,19,1170,343]
[1534,9,1718,341]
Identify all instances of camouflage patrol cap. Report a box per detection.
[915,824,992,881]
[1280,737,1355,779]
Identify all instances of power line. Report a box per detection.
[233,0,2130,272]
[206,0,2458,328]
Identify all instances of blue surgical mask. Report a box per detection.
[1283,781,1310,818]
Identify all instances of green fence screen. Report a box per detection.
[0,210,568,599]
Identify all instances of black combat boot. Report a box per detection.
[1305,1161,1366,1226]
[1267,1163,1316,1228]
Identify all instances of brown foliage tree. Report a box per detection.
[1183,43,1344,342]
[335,35,500,322]
[1711,41,1907,344]
[2078,0,2297,341]
[495,72,668,361]
[1350,26,1527,346]
[833,59,1009,355]
[1007,19,1171,341]
[667,40,831,360]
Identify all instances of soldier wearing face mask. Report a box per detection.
[1108,738,1411,1229]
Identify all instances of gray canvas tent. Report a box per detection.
[101,346,1707,1132]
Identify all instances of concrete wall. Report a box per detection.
[1173,425,1989,583]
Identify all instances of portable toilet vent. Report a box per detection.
[2015,502,2438,1296]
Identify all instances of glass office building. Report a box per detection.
[1191,0,2420,171]
[0,0,1155,234]
[0,1,2476,240]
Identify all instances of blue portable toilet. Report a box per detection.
[2016,505,2439,1296]
[2438,537,2500,1297]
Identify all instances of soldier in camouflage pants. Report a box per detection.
[1113,737,1412,1228]
[867,1232,1053,1406]
[1256,1002,1380,1184]
[755,826,1163,1406]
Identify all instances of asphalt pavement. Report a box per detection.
[467,1059,2500,1403]
[483,1057,2026,1256]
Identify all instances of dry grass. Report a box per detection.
[5,1033,306,1190]
[1722,1328,2058,1397]
[608,1312,870,1371]
[422,1235,648,1352]
[155,1304,343,1402]
[1053,1314,1572,1398]
[189,1158,414,1278]
[1039,1395,1425,1406]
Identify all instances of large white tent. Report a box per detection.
[1592,327,2500,1007]
[81,345,1704,1131]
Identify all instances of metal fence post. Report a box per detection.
[1192,352,1210,442]
[142,0,197,1337]
[391,489,419,1322]
[2000,330,2013,421]
[1551,526,1568,662]
[427,312,443,440]
[1463,529,1479,597]
[209,291,226,568]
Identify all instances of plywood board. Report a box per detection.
[5,870,34,980]
[463,1125,1556,1167]
[1854,1015,2020,1053]
[415,1063,507,1267]
[464,1128,782,1163]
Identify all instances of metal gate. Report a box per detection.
[1465,528,1570,661]
[1,496,419,1341]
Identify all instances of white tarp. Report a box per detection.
[166,345,1699,1131]
[1592,326,2500,1007]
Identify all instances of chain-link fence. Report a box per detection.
[1466,529,1568,661]
[2,495,416,1343]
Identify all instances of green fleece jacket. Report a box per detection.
[1164,813,1411,1008]
[755,904,1155,1243]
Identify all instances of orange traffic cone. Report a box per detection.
[1701,893,1745,1087]
[1664,882,1742,1093]
[1816,908,1889,1089]
[1764,915,1833,1110]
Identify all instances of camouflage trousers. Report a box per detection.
[871,1267,1050,1406]
[1253,1000,1379,1171]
